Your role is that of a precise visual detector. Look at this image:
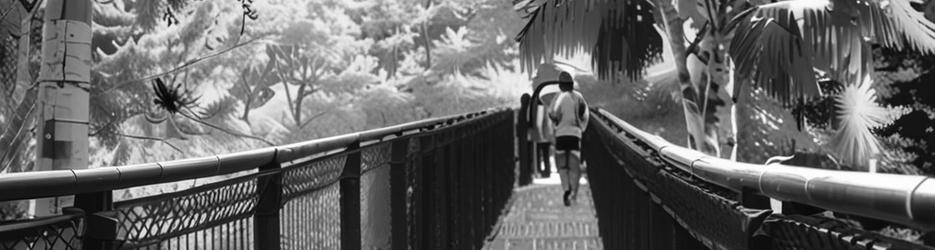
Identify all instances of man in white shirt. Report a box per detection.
[548,71,589,206]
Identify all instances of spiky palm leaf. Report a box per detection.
[830,76,889,168]
[515,0,663,81]
[731,0,935,105]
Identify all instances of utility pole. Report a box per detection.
[32,0,93,217]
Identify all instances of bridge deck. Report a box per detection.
[484,176,603,250]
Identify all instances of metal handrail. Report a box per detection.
[593,108,935,230]
[0,109,500,201]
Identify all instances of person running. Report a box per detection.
[548,71,589,206]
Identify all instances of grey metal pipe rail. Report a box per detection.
[593,108,935,230]
[0,109,495,201]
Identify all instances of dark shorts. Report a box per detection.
[555,136,580,151]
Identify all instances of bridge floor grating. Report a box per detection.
[484,176,602,250]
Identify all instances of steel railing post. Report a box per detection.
[390,138,410,250]
[419,135,435,250]
[341,142,362,250]
[439,133,451,249]
[255,154,282,250]
[739,188,771,210]
[466,128,477,248]
[75,191,115,250]
[517,95,533,186]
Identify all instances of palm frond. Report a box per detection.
[591,0,664,80]
[830,76,888,168]
[515,0,663,81]
[730,8,819,105]
[868,0,935,54]
[730,0,935,105]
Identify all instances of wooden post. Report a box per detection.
[33,0,93,217]
[341,142,362,250]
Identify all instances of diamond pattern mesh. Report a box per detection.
[361,142,391,174]
[114,174,259,249]
[280,184,341,249]
[281,154,346,203]
[0,213,85,250]
[279,153,347,249]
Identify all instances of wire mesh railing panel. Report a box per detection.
[279,184,340,250]
[361,142,391,174]
[114,174,259,249]
[281,154,346,203]
[756,214,935,250]
[360,142,392,249]
[0,212,85,250]
[125,217,254,250]
[279,153,346,249]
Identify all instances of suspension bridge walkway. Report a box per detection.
[1,106,934,250]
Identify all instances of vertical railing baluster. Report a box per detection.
[390,138,410,250]
[438,133,451,249]
[255,150,282,250]
[341,142,362,250]
[417,134,435,250]
[451,132,462,249]
[466,128,476,249]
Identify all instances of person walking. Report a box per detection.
[548,71,589,206]
[534,92,556,177]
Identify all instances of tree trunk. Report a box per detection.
[687,31,735,158]
[420,0,432,69]
[241,97,252,123]
[33,0,93,216]
[241,81,253,124]
[294,84,307,127]
[654,0,711,154]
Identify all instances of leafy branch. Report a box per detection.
[103,38,263,93]
[176,112,274,146]
[115,133,184,155]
